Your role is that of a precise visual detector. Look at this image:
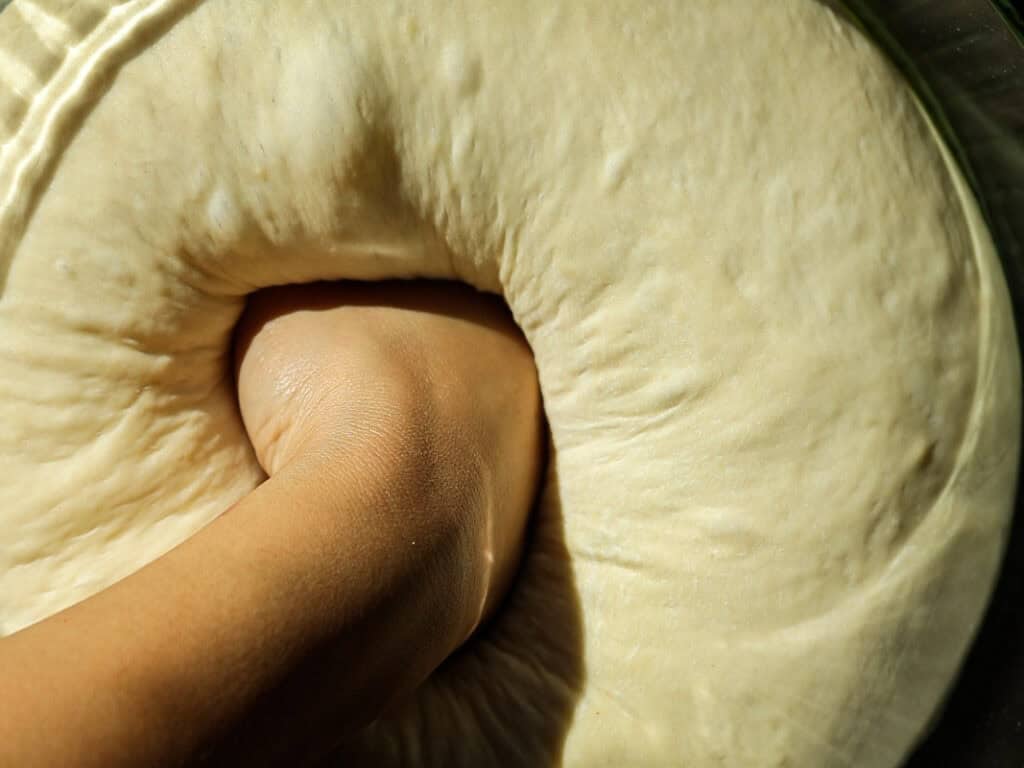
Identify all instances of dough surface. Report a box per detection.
[0,1,1019,765]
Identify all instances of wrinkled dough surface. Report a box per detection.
[0,1,1019,766]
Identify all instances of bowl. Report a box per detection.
[840,1,1024,764]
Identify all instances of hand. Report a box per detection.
[234,279,544,635]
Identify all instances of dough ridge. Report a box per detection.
[0,0,195,294]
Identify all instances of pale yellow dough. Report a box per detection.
[0,1,1019,766]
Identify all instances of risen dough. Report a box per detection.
[0,1,1019,765]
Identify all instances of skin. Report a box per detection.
[0,280,544,767]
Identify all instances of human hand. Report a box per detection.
[234,279,545,638]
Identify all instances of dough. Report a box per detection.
[0,0,1018,765]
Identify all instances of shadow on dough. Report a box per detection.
[336,454,586,766]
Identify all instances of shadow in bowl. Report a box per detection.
[334,455,585,766]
